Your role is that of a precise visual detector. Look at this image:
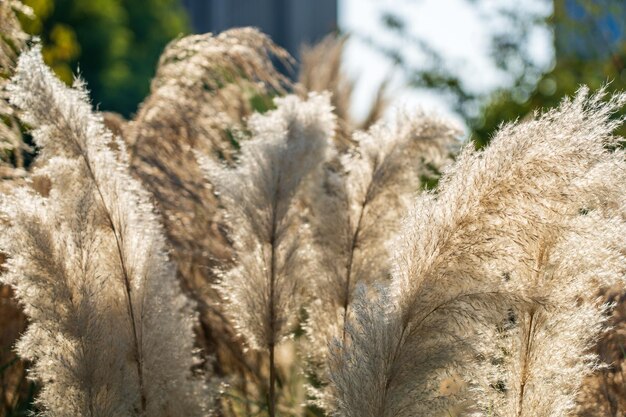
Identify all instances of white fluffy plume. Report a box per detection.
[326,88,626,417]
[1,46,214,417]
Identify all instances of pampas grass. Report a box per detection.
[0,0,31,169]
[304,111,460,409]
[325,88,626,417]
[124,28,292,391]
[2,46,214,417]
[1,3,36,413]
[199,92,336,417]
[0,10,624,417]
[480,90,626,417]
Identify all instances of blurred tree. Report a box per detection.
[18,0,189,117]
[375,0,626,147]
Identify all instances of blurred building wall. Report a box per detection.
[181,0,338,60]
[555,0,626,60]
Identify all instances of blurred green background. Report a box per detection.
[19,0,189,117]
[17,0,626,146]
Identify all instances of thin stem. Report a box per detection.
[60,117,147,413]
[86,152,147,413]
[268,343,276,417]
[340,162,378,341]
[517,242,549,417]
[267,169,282,417]
[517,310,536,417]
[341,204,366,341]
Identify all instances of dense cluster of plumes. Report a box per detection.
[325,89,626,417]
[0,8,625,417]
[304,112,459,407]
[122,29,293,382]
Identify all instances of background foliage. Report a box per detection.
[17,0,626,144]
[376,0,626,147]
[18,0,189,117]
